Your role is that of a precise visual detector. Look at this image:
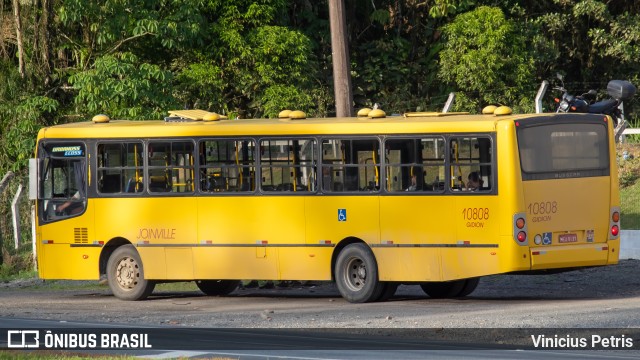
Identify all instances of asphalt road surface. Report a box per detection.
[1,260,639,358]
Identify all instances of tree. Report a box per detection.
[438,6,536,112]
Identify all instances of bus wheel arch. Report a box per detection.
[105,243,155,301]
[99,237,132,277]
[332,238,384,303]
[195,280,241,296]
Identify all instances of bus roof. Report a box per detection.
[37,112,554,140]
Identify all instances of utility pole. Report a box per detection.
[328,0,353,117]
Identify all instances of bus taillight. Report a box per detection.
[517,231,527,242]
[611,225,619,237]
[513,213,528,245]
[612,211,620,223]
[610,207,620,240]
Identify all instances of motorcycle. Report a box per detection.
[552,74,636,142]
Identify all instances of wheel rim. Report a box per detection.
[115,256,140,291]
[343,256,367,291]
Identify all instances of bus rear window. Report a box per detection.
[517,121,609,180]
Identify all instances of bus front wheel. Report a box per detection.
[335,243,384,303]
[106,244,155,301]
[195,280,240,296]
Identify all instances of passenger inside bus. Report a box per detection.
[467,171,483,191]
[406,174,418,191]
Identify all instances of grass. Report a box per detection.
[618,142,640,230]
[621,180,640,230]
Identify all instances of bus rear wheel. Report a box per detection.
[195,280,240,296]
[457,277,480,297]
[376,282,399,302]
[106,244,155,301]
[420,278,479,298]
[335,243,384,303]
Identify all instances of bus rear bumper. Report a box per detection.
[530,242,618,270]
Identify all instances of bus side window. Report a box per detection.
[322,138,380,193]
[97,142,143,195]
[149,175,169,192]
[260,138,316,193]
[100,174,122,193]
[449,136,493,193]
[199,139,256,193]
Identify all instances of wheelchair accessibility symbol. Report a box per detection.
[338,209,347,222]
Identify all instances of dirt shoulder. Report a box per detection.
[1,260,639,329]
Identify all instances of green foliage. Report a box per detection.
[438,6,535,112]
[620,180,640,230]
[58,0,206,56]
[618,144,640,188]
[175,62,226,112]
[261,85,314,118]
[69,53,178,120]
[202,1,318,118]
[0,62,58,172]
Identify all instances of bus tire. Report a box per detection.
[195,280,240,296]
[457,278,480,297]
[106,244,155,301]
[420,280,465,299]
[335,243,383,303]
[376,282,399,302]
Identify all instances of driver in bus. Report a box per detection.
[55,190,82,215]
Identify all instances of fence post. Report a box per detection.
[0,171,14,193]
[535,80,549,114]
[1,171,16,264]
[12,184,23,249]
[442,93,455,113]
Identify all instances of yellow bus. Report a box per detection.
[29,108,621,302]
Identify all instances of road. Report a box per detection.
[1,260,639,358]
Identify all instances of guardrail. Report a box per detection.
[621,127,640,142]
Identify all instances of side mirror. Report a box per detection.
[28,158,41,200]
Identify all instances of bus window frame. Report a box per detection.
[146,138,197,196]
[197,137,257,195]
[320,136,382,194]
[382,135,447,194]
[95,140,145,196]
[446,133,497,195]
[258,136,318,195]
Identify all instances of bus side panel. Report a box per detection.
[195,197,309,280]
[94,197,197,280]
[440,195,503,280]
[377,196,453,281]
[304,196,380,280]
[38,202,98,280]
